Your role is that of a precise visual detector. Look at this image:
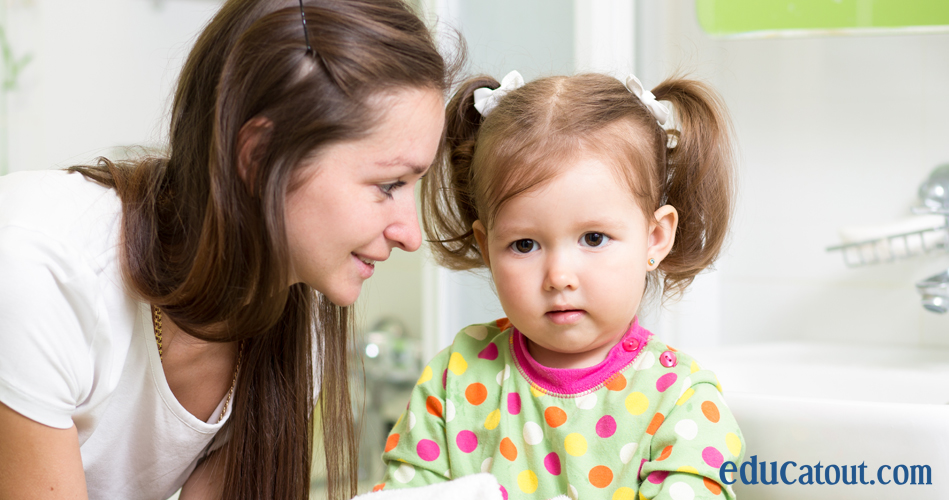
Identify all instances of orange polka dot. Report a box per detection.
[426,396,443,418]
[544,406,567,428]
[384,434,400,452]
[657,445,673,461]
[605,373,627,391]
[704,477,722,495]
[495,317,513,332]
[372,484,385,492]
[500,437,518,461]
[702,401,720,423]
[666,345,678,352]
[466,383,488,405]
[646,413,664,435]
[588,465,613,488]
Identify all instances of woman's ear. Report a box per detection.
[236,116,274,194]
[647,205,678,268]
[472,220,491,269]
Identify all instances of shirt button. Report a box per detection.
[622,338,640,352]
[660,351,678,368]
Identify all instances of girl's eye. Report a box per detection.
[511,239,537,254]
[581,232,610,247]
[378,181,406,199]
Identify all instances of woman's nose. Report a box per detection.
[383,195,422,252]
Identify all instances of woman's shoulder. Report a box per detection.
[0,169,121,270]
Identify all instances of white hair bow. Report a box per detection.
[624,74,670,127]
[473,70,525,117]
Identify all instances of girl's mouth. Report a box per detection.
[545,309,585,325]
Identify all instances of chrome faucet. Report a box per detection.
[915,164,949,313]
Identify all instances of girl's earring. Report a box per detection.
[648,258,656,267]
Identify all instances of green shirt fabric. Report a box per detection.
[377,318,744,500]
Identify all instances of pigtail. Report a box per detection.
[651,79,735,299]
[421,76,500,270]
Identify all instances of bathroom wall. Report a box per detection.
[2,0,222,174]
[638,0,949,349]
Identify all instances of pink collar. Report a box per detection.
[510,319,652,396]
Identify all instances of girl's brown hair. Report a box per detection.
[70,1,452,499]
[423,73,734,299]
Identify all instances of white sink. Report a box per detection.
[692,342,949,500]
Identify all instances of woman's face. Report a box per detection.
[285,87,445,306]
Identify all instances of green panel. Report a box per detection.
[696,0,949,36]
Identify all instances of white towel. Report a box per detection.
[352,473,502,500]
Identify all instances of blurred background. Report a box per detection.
[2,0,948,497]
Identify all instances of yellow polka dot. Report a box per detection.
[530,383,546,398]
[564,433,588,457]
[484,409,501,430]
[690,361,700,373]
[517,470,538,493]
[676,388,694,406]
[612,487,636,500]
[416,366,433,385]
[395,412,404,429]
[726,432,742,457]
[625,392,649,415]
[677,466,699,474]
[638,491,649,500]
[448,352,468,375]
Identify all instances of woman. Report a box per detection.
[0,1,452,499]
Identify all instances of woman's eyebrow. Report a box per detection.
[375,157,428,174]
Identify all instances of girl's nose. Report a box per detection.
[383,195,422,252]
[543,252,579,291]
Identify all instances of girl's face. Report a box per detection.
[285,87,445,306]
[474,157,677,369]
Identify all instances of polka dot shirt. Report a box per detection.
[374,318,744,500]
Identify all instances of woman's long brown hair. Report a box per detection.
[70,1,452,499]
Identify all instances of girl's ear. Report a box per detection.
[647,205,678,268]
[472,220,492,268]
[236,116,274,193]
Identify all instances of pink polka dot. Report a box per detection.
[647,470,669,484]
[638,458,647,478]
[703,446,724,468]
[656,372,678,393]
[456,430,478,453]
[595,415,616,438]
[544,452,562,476]
[442,369,448,389]
[478,342,499,360]
[507,393,521,415]
[417,439,440,461]
[500,485,508,500]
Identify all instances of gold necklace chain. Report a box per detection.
[152,305,243,423]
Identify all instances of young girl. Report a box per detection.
[373,71,744,500]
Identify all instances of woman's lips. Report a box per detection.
[353,253,375,279]
[545,309,585,325]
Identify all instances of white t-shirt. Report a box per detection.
[0,170,231,500]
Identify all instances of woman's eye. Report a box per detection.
[511,239,537,254]
[581,232,610,247]
[378,181,406,199]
